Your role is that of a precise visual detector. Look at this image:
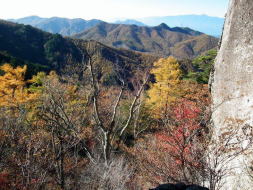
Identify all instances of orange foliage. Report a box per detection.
[0,64,38,107]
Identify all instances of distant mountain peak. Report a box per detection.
[8,16,103,36]
[157,23,170,29]
[114,19,146,26]
[26,15,41,18]
[73,22,218,59]
[138,15,224,37]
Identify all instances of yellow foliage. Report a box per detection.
[146,57,182,117]
[0,64,38,107]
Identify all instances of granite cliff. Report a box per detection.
[211,0,253,189]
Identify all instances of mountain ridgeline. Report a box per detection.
[0,19,82,77]
[114,19,146,26]
[0,18,218,86]
[0,19,156,85]
[8,16,219,59]
[73,22,218,59]
[10,15,225,37]
[138,15,225,37]
[9,16,102,36]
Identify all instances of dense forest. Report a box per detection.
[0,24,218,189]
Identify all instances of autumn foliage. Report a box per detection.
[0,64,38,107]
[155,100,203,179]
[0,172,10,190]
[0,58,212,190]
[146,56,182,118]
[130,82,210,188]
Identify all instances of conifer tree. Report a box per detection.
[0,64,37,107]
[146,57,182,117]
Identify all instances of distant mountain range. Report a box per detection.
[9,15,224,37]
[8,16,102,36]
[114,19,146,26]
[0,19,156,85]
[0,19,218,89]
[137,15,224,37]
[73,22,218,59]
[6,16,219,59]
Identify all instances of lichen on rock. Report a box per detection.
[211,0,253,189]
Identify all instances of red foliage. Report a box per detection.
[86,139,96,149]
[0,172,10,190]
[155,99,203,179]
[174,100,200,120]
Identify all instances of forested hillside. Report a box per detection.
[0,20,82,76]
[6,17,218,59]
[73,22,218,58]
[0,20,157,83]
[0,19,215,86]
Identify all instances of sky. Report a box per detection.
[0,0,229,21]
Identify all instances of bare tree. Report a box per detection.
[79,155,134,190]
[37,74,95,189]
[75,41,151,165]
[0,106,52,189]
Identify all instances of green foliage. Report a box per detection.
[43,34,82,70]
[183,49,217,84]
[0,51,50,78]
[0,21,81,77]
[102,72,121,86]
[44,34,63,58]
[28,72,47,93]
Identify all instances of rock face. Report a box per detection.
[211,0,253,189]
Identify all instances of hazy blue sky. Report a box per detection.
[0,0,230,21]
